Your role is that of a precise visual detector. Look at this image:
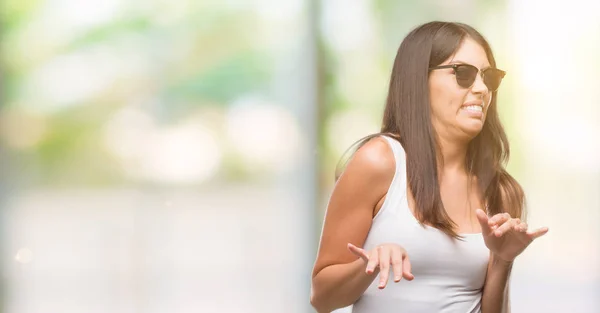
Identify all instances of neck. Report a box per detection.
[435,134,469,177]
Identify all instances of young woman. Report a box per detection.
[310,21,548,313]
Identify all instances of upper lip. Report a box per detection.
[462,101,483,108]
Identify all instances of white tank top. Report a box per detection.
[349,136,490,313]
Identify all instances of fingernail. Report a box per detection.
[395,276,401,281]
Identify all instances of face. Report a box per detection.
[428,37,494,141]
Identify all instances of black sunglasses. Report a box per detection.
[429,63,506,92]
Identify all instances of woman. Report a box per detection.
[309,21,548,313]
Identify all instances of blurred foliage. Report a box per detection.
[166,52,270,105]
[0,1,272,186]
[0,0,41,30]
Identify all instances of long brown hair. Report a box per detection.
[336,21,525,239]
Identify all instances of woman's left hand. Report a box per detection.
[475,209,549,262]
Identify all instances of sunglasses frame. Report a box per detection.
[429,63,506,92]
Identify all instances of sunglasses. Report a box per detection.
[429,63,506,92]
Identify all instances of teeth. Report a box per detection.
[463,105,482,112]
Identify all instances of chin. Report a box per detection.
[460,122,485,139]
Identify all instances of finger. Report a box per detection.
[514,221,528,233]
[390,249,404,283]
[527,227,549,240]
[365,249,379,274]
[402,254,414,281]
[494,218,520,237]
[475,209,493,236]
[378,247,391,289]
[489,212,511,227]
[347,243,369,262]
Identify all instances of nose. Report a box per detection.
[471,72,488,95]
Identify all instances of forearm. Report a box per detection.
[310,258,378,313]
[481,254,513,313]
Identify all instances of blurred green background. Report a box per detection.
[0,0,598,312]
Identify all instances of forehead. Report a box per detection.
[448,37,490,69]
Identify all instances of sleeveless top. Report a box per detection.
[349,136,490,313]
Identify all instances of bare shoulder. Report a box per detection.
[339,136,396,183]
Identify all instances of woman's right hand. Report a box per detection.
[347,243,414,289]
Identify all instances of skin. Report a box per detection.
[310,38,549,313]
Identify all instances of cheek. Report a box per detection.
[429,77,468,115]
[441,87,468,113]
[429,86,445,116]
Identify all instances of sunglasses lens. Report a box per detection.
[454,65,478,88]
[483,69,504,91]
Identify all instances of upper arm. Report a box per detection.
[311,137,396,277]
